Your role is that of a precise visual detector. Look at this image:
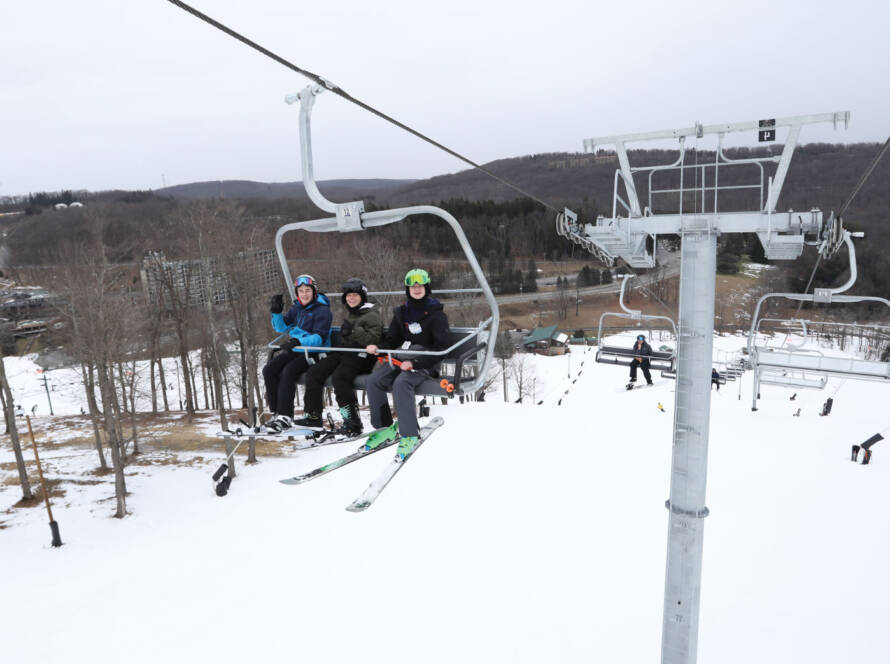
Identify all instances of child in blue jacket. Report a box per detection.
[263,274,332,431]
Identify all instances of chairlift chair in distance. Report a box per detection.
[747,227,890,410]
[594,274,677,375]
[269,84,499,398]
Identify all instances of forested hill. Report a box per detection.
[385,143,887,216]
[4,142,888,298]
[156,178,417,201]
[375,142,890,297]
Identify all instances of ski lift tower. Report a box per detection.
[558,112,849,664]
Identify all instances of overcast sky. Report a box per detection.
[2,0,887,197]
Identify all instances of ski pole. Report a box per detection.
[25,416,62,547]
[376,356,454,392]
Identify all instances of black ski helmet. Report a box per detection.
[341,277,368,307]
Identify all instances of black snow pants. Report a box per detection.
[262,351,313,418]
[302,351,377,414]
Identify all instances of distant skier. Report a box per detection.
[262,274,332,432]
[711,368,721,391]
[364,268,451,458]
[629,334,653,386]
[299,278,383,434]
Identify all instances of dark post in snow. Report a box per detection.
[39,370,54,416]
[26,416,62,547]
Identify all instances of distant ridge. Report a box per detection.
[152,143,884,212]
[157,178,417,201]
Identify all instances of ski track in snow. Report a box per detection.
[1,333,889,663]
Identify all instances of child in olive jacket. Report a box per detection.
[299,278,383,433]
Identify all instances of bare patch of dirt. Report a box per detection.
[14,482,66,508]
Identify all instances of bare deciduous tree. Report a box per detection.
[0,351,33,501]
[506,353,537,404]
[46,212,131,516]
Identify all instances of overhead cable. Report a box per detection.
[164,0,561,213]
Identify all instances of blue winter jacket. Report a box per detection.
[271,293,332,352]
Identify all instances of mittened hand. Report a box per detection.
[340,319,353,337]
[269,294,284,314]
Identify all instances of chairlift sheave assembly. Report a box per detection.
[270,84,499,398]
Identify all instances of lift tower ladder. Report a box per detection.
[566,112,849,664]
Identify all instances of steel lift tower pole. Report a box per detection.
[557,112,850,664]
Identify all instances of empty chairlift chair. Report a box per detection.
[747,228,890,410]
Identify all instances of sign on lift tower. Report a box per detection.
[557,112,850,664]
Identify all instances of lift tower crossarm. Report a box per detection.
[583,111,849,151]
[583,112,850,220]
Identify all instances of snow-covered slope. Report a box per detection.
[1,335,888,663]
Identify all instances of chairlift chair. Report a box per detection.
[594,275,678,375]
[268,84,499,399]
[748,229,890,409]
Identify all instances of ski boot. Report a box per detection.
[338,403,363,436]
[265,414,294,433]
[397,435,420,459]
[365,422,397,450]
[294,412,323,429]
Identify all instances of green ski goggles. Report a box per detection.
[404,269,430,286]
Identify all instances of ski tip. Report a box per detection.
[346,501,370,512]
[279,477,305,485]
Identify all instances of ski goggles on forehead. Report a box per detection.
[404,269,430,286]
[295,274,316,288]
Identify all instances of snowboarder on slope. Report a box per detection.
[629,334,653,386]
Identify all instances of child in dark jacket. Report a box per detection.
[262,274,332,431]
[364,268,450,458]
[299,278,383,433]
[629,334,654,385]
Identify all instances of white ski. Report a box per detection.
[345,416,444,512]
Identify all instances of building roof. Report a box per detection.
[523,324,560,345]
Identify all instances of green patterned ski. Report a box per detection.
[278,435,396,485]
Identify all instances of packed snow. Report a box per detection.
[1,332,888,663]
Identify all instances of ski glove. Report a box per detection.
[289,332,322,349]
[269,294,284,314]
[340,319,353,338]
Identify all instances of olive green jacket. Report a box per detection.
[339,302,383,349]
